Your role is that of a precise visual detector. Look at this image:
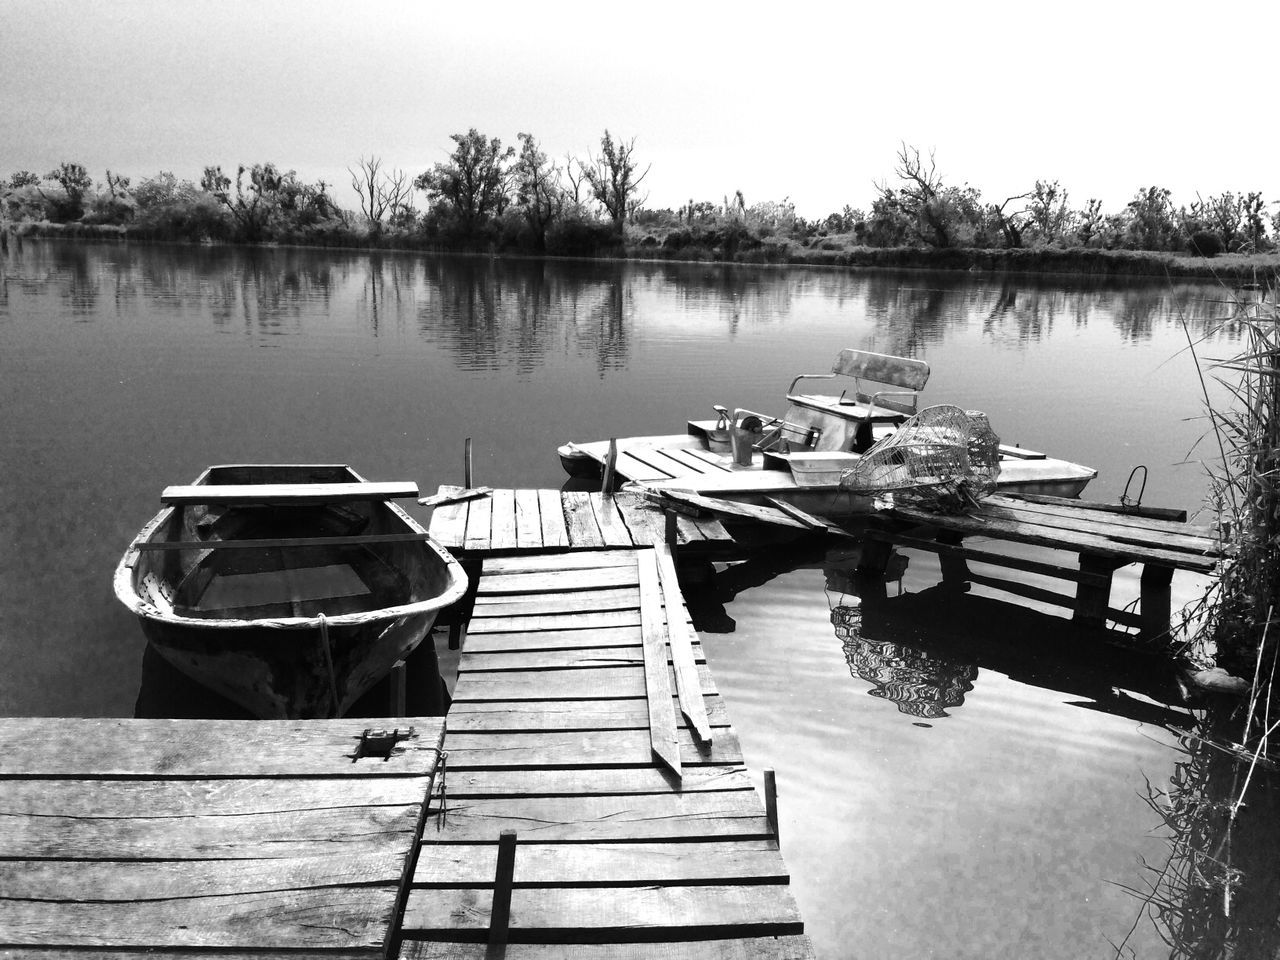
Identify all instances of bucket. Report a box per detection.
[708,410,732,453]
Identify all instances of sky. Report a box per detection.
[2,0,1277,220]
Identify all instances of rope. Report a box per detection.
[317,613,340,717]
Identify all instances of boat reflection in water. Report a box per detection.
[830,599,976,721]
[820,558,1194,730]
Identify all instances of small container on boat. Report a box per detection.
[786,451,863,487]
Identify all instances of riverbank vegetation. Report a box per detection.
[5,137,1280,279]
[1123,285,1280,955]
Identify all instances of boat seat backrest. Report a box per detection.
[789,349,930,417]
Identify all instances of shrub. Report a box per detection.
[1189,230,1224,257]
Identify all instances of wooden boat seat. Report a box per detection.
[160,481,419,505]
[788,348,930,418]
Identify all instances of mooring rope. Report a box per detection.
[317,613,340,717]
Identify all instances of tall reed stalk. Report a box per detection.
[1116,279,1280,958]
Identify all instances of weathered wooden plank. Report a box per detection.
[561,491,605,548]
[477,565,639,595]
[612,449,677,482]
[418,485,493,508]
[464,609,644,635]
[0,775,427,818]
[991,493,1195,532]
[460,625,644,653]
[1,850,402,900]
[489,488,520,551]
[611,490,672,546]
[457,643,707,672]
[160,481,417,505]
[401,884,804,939]
[136,531,435,552]
[638,550,681,778]
[590,492,638,547]
[412,839,788,887]
[444,765,753,799]
[444,696,731,732]
[865,528,1114,587]
[979,497,1220,553]
[428,792,770,843]
[654,446,734,475]
[645,489,810,529]
[451,665,717,702]
[471,587,639,617]
[0,951,378,960]
[400,936,818,960]
[655,544,714,743]
[463,490,494,551]
[0,718,445,779]
[1,886,399,949]
[623,445,706,481]
[891,504,1219,572]
[481,551,639,574]
[0,803,421,861]
[428,485,470,548]
[443,728,742,768]
[513,489,544,548]
[535,488,570,548]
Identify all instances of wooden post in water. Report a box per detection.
[601,438,618,494]
[764,768,779,848]
[464,437,474,488]
[487,829,518,958]
[389,660,406,717]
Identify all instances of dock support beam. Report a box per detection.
[1139,564,1175,640]
[487,829,518,958]
[764,768,779,848]
[1074,554,1126,627]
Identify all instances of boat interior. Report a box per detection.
[129,465,443,622]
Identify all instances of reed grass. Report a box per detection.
[1114,277,1280,958]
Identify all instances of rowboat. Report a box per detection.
[114,464,467,719]
[558,349,1096,516]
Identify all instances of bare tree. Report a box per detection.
[989,192,1031,248]
[563,154,588,207]
[584,130,650,234]
[349,156,412,228]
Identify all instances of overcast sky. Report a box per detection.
[3,0,1276,218]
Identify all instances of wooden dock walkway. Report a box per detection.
[0,716,445,958]
[397,546,816,958]
[866,493,1226,635]
[428,486,737,556]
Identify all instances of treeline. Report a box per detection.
[3,135,1278,265]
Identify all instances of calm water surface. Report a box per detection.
[0,241,1245,958]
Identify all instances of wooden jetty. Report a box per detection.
[864,492,1225,636]
[400,539,816,958]
[0,716,445,957]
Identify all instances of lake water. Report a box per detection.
[0,240,1246,957]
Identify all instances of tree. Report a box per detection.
[414,129,514,239]
[133,171,196,210]
[1242,192,1268,250]
[1203,192,1243,252]
[1025,180,1070,244]
[988,193,1031,249]
[874,144,982,248]
[41,161,93,219]
[200,162,333,240]
[583,130,650,234]
[7,170,39,188]
[511,133,562,251]
[349,156,412,230]
[1123,186,1177,251]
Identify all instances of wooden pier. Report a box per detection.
[400,539,815,957]
[0,716,445,957]
[865,493,1225,636]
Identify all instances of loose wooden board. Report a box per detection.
[451,665,716,702]
[443,728,742,768]
[401,884,804,940]
[444,696,732,732]
[160,481,418,505]
[443,765,753,799]
[412,839,788,887]
[429,792,771,843]
[400,936,817,960]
